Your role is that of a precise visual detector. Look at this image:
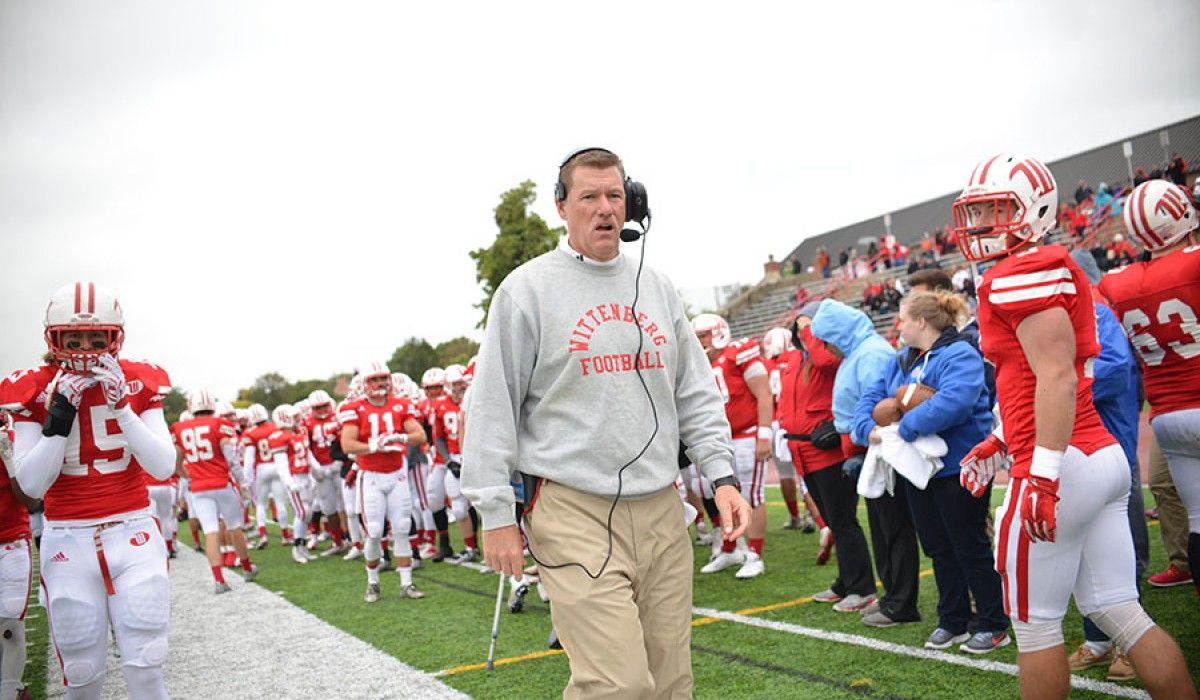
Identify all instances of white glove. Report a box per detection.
[368,433,407,453]
[90,354,128,409]
[54,372,98,409]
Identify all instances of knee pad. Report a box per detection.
[363,537,382,561]
[63,660,103,687]
[48,597,104,653]
[120,578,170,634]
[1087,601,1155,652]
[1011,619,1064,652]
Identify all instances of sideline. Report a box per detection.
[692,606,1149,700]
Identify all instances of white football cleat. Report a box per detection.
[291,546,309,564]
[364,583,380,603]
[699,550,744,574]
[734,552,765,579]
[419,543,438,560]
[343,546,363,561]
[401,584,425,600]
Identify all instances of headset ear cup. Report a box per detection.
[554,180,566,202]
[625,178,648,222]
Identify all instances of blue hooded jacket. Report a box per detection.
[852,328,992,479]
[810,299,896,446]
[1091,301,1139,467]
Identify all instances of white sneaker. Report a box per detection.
[302,547,318,561]
[343,546,363,561]
[419,543,438,560]
[401,584,425,600]
[734,553,765,579]
[291,546,309,564]
[364,583,380,603]
[700,550,745,574]
[832,594,876,613]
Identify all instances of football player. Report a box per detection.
[953,158,1193,698]
[271,405,314,563]
[4,282,176,699]
[0,409,36,700]
[305,390,348,556]
[338,362,427,602]
[172,390,256,592]
[242,403,293,548]
[334,376,366,560]
[692,313,773,579]
[1099,179,1200,600]
[437,364,479,563]
[414,368,445,557]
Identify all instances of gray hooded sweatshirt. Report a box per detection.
[461,241,735,530]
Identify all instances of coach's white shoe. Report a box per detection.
[291,546,309,564]
[343,546,363,561]
[364,583,380,603]
[700,550,744,574]
[734,552,764,579]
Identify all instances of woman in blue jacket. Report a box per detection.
[853,291,1010,653]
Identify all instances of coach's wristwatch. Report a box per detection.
[712,475,741,493]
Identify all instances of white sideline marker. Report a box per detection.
[692,607,1149,700]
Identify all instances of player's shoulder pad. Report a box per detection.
[121,360,172,397]
[0,365,55,411]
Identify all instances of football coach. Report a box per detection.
[462,147,750,699]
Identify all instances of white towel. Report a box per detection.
[858,424,947,497]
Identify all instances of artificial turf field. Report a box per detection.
[25,485,1200,699]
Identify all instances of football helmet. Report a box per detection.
[272,404,296,429]
[1123,179,1198,251]
[762,327,791,359]
[358,361,391,400]
[234,408,249,428]
[952,154,1058,261]
[188,388,217,414]
[421,367,445,388]
[44,281,125,371]
[247,403,269,425]
[216,401,236,420]
[691,313,731,350]
[308,389,333,418]
[347,373,365,401]
[444,364,468,402]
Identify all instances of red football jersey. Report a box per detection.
[337,396,421,473]
[0,466,30,542]
[1098,244,1200,417]
[430,395,464,461]
[710,339,769,435]
[241,422,280,468]
[977,245,1116,477]
[172,415,238,492]
[0,361,170,522]
[284,429,311,475]
[304,414,340,464]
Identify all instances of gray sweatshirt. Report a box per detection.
[461,241,735,530]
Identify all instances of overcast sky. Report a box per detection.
[3,0,1199,401]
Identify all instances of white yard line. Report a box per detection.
[692,607,1149,700]
[46,547,469,699]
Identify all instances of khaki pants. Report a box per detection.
[525,480,693,700]
[1148,429,1191,573]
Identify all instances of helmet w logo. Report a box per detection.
[1157,187,1189,221]
[1011,160,1055,197]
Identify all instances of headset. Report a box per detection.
[554,147,651,242]
[524,147,655,580]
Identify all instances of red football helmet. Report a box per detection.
[44,281,125,371]
[1123,179,1198,251]
[952,154,1058,261]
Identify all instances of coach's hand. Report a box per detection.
[714,484,750,542]
[483,525,525,581]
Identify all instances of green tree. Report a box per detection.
[238,372,291,410]
[435,336,480,368]
[469,180,564,327]
[388,337,439,379]
[163,388,188,424]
